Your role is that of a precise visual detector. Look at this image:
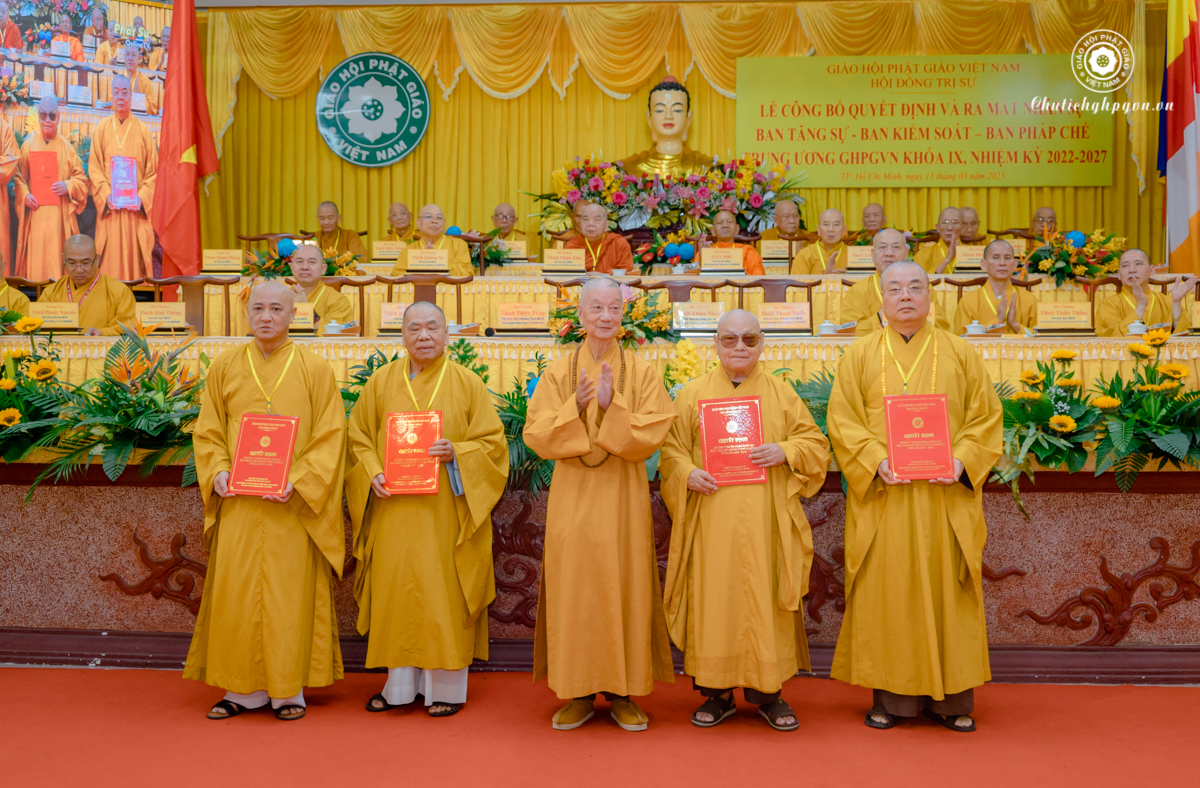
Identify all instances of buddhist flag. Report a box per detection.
[150,0,219,279]
[1163,0,1200,274]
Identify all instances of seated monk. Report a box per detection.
[491,202,526,242]
[52,17,83,62]
[0,4,22,50]
[860,202,886,238]
[953,240,1036,335]
[289,244,353,336]
[39,235,136,336]
[0,277,31,314]
[758,198,802,251]
[841,228,952,335]
[1095,249,1194,337]
[702,210,763,275]
[148,26,168,71]
[95,21,120,65]
[792,209,847,275]
[389,204,472,276]
[959,206,982,242]
[1031,207,1057,239]
[914,208,961,274]
[316,201,368,259]
[84,8,105,39]
[565,202,633,273]
[385,202,417,243]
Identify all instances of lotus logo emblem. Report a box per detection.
[911,417,924,429]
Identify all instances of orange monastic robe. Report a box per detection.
[1,21,22,49]
[52,34,84,61]
[707,241,764,275]
[14,133,88,281]
[565,233,633,273]
[90,113,158,280]
[0,120,18,273]
[148,47,167,72]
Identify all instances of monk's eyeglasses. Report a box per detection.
[38,111,58,121]
[494,214,516,221]
[718,332,762,348]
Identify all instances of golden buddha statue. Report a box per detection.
[620,78,716,180]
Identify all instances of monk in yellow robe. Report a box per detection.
[0,117,19,275]
[792,208,847,275]
[914,208,961,274]
[959,206,981,242]
[525,277,676,731]
[953,240,1038,335]
[90,76,158,281]
[491,202,526,243]
[15,96,88,281]
[620,78,714,179]
[841,229,951,335]
[861,202,886,236]
[39,235,135,336]
[0,277,30,314]
[385,202,417,243]
[101,44,158,114]
[703,210,763,274]
[758,198,803,264]
[389,204,472,276]
[94,22,120,65]
[661,309,829,731]
[347,302,508,717]
[147,26,169,71]
[1095,249,1194,337]
[0,3,23,50]
[315,201,368,259]
[564,202,633,274]
[289,244,353,335]
[52,17,84,61]
[185,280,346,722]
[828,260,1002,733]
[83,8,105,40]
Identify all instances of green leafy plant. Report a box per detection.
[469,229,514,270]
[786,367,835,437]
[550,285,679,348]
[449,338,489,384]
[340,348,401,415]
[493,353,554,500]
[0,327,64,462]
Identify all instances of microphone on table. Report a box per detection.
[484,327,497,337]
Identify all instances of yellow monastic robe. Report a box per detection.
[0,280,31,314]
[100,72,159,114]
[148,47,167,71]
[316,228,368,259]
[90,114,158,280]
[385,226,418,243]
[184,340,347,698]
[14,133,88,281]
[0,120,17,273]
[660,364,829,693]
[304,284,354,336]
[94,39,116,65]
[953,285,1038,335]
[524,341,676,698]
[915,240,956,273]
[345,353,509,670]
[39,271,135,336]
[827,324,1001,700]
[1095,290,1189,337]
[792,241,847,276]
[839,275,952,335]
[389,236,473,277]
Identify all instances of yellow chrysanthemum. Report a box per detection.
[1128,344,1155,360]
[1156,363,1189,380]
[1144,328,1170,347]
[1011,391,1041,401]
[1038,260,1052,272]
[25,359,57,381]
[13,316,42,333]
[1158,379,1181,392]
[0,407,20,427]
[1048,415,1077,433]
[0,377,14,390]
[1020,370,1045,386]
[1051,350,1077,362]
[1093,395,1121,410]
[1056,377,1083,388]
[1072,265,1088,277]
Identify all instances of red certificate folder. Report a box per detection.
[227,414,299,496]
[697,396,767,486]
[110,155,138,209]
[29,150,58,206]
[384,411,442,494]
[883,394,955,481]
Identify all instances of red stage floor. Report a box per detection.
[1,667,1196,787]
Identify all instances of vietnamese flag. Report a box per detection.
[151,0,219,280]
[1161,0,1200,273]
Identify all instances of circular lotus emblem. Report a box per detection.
[315,53,431,168]
[1071,30,1134,93]
[406,432,418,444]
[911,417,924,429]
[726,419,739,434]
[259,436,271,448]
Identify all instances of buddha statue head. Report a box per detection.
[646,77,691,153]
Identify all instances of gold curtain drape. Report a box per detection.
[681,3,810,97]
[914,1,1034,54]
[564,4,682,99]
[799,2,918,56]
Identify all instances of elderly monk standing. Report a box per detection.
[828,260,1001,733]
[185,280,346,722]
[315,201,368,259]
[841,229,951,335]
[915,208,961,274]
[90,75,158,280]
[39,235,135,337]
[1095,249,1194,337]
[954,240,1037,335]
[347,302,508,718]
[792,208,847,275]
[385,202,417,243]
[565,202,633,273]
[704,210,763,274]
[389,204,472,276]
[525,277,675,731]
[661,309,829,731]
[15,96,88,281]
[289,244,353,335]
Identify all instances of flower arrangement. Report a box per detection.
[321,248,361,276]
[0,72,30,109]
[1026,229,1125,287]
[633,230,693,275]
[663,339,714,399]
[549,283,678,348]
[0,323,63,461]
[448,338,489,383]
[242,247,292,279]
[24,0,103,28]
[25,22,53,50]
[468,230,513,271]
[494,353,555,499]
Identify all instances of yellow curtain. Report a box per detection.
[337,7,449,80]
[564,4,681,99]
[914,1,1035,54]
[224,8,335,99]
[798,2,919,56]
[450,6,563,99]
[681,4,810,97]
[1029,0,1135,52]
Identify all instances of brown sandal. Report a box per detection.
[691,693,737,728]
[864,707,896,729]
[758,699,799,731]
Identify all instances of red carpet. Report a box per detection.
[1,668,1196,787]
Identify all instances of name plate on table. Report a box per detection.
[698,396,766,486]
[202,249,243,273]
[227,414,298,496]
[378,302,413,332]
[1008,237,1028,255]
[543,248,586,273]
[700,247,743,273]
[29,302,79,328]
[846,246,874,270]
[760,239,791,260]
[954,245,985,268]
[496,302,549,330]
[114,47,125,65]
[132,92,147,114]
[1192,303,1200,331]
[135,303,187,329]
[289,301,315,331]
[29,80,54,100]
[50,40,71,58]
[384,411,442,494]
[1036,302,1092,333]
[66,84,92,107]
[82,34,96,49]
[499,239,527,258]
[756,302,811,332]
[372,240,406,261]
[884,394,954,481]
[407,248,448,272]
[672,301,725,331]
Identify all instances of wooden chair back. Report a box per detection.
[730,278,819,322]
[237,232,314,255]
[145,275,241,336]
[375,275,473,324]
[4,277,51,299]
[635,279,725,303]
[320,276,376,327]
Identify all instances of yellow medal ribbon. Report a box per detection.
[882,328,937,396]
[0,280,8,299]
[1122,290,1157,326]
[245,343,297,414]
[404,354,450,410]
[582,235,601,269]
[308,283,326,316]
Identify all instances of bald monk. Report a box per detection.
[661,309,829,731]
[840,229,951,335]
[347,302,508,717]
[315,201,368,259]
[385,202,417,243]
[185,279,347,722]
[148,26,169,71]
[109,43,158,114]
[914,208,961,274]
[1031,207,1057,239]
[953,240,1037,335]
[829,260,1001,733]
[0,276,30,314]
[491,203,526,243]
[0,4,22,50]
[959,207,981,242]
[52,16,83,61]
[0,115,18,274]
[389,204,472,276]
[703,210,763,274]
[861,203,886,236]
[757,198,803,262]
[565,202,633,273]
[289,244,353,336]
[1095,249,1194,337]
[792,209,847,275]
[15,96,88,281]
[90,75,158,280]
[38,235,135,336]
[84,8,105,39]
[525,277,676,731]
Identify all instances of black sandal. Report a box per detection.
[206,699,247,720]
[366,693,400,712]
[691,693,737,728]
[864,707,897,729]
[428,703,461,717]
[274,704,306,721]
[758,699,799,732]
[922,708,976,733]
